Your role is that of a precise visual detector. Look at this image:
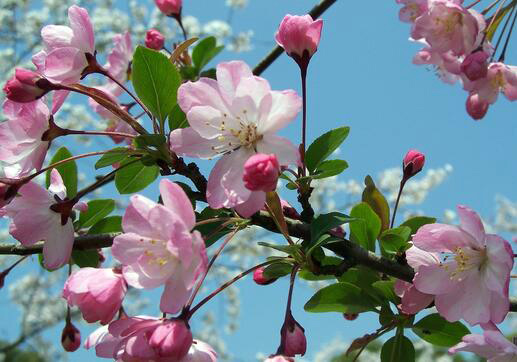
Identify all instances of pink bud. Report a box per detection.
[3,69,48,103]
[145,29,165,50]
[461,50,489,81]
[61,322,81,352]
[280,199,301,220]
[243,153,280,192]
[265,356,295,362]
[280,314,307,357]
[148,319,193,359]
[253,267,278,285]
[402,150,425,179]
[275,14,323,64]
[155,0,182,17]
[343,313,358,321]
[466,93,489,120]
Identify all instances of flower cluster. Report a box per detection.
[396,0,517,119]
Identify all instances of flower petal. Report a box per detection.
[457,205,485,247]
[169,127,220,159]
[159,180,196,230]
[412,223,475,253]
[257,134,300,167]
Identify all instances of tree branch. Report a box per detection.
[252,0,338,76]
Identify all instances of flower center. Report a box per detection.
[441,246,487,281]
[434,11,463,38]
[211,110,263,154]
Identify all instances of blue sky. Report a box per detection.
[1,0,516,360]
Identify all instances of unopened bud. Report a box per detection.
[61,321,81,352]
[343,313,358,321]
[3,69,49,103]
[253,267,278,285]
[145,29,165,51]
[280,313,307,357]
[402,150,425,179]
[243,153,280,192]
[461,50,489,81]
[466,93,489,120]
[155,0,182,17]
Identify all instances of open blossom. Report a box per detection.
[464,62,517,105]
[32,5,95,84]
[3,69,49,103]
[396,0,428,23]
[411,205,514,325]
[170,61,301,217]
[63,267,128,325]
[275,14,323,61]
[105,32,133,84]
[3,169,75,269]
[411,1,484,56]
[449,323,517,361]
[0,99,51,177]
[112,180,207,314]
[413,47,462,84]
[394,246,436,314]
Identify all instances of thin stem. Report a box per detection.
[187,260,275,318]
[390,179,406,229]
[63,129,136,139]
[483,0,505,15]
[194,217,241,227]
[1,255,28,275]
[482,0,508,47]
[283,265,300,319]
[498,4,517,61]
[466,0,483,8]
[300,65,308,177]
[184,228,240,310]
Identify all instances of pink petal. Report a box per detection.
[122,194,159,237]
[186,105,226,139]
[68,5,95,53]
[48,168,67,199]
[160,276,191,314]
[413,263,457,294]
[41,25,74,49]
[405,246,440,270]
[159,180,196,230]
[257,134,300,167]
[44,47,86,82]
[412,223,476,253]
[42,220,75,269]
[52,90,70,114]
[457,205,485,247]
[178,78,230,116]
[234,191,266,218]
[169,127,220,159]
[257,90,302,135]
[399,284,434,315]
[216,61,253,103]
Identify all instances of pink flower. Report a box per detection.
[413,48,462,84]
[449,322,517,361]
[105,32,133,84]
[63,267,128,325]
[145,29,165,51]
[253,266,278,285]
[411,205,514,325]
[3,169,75,269]
[394,246,436,314]
[3,69,49,103]
[275,14,323,62]
[0,99,51,177]
[264,356,294,362]
[463,62,517,105]
[411,1,484,56]
[243,153,280,192]
[112,180,207,314]
[155,0,182,16]
[32,5,95,84]
[84,325,119,358]
[396,0,428,23]
[180,340,217,362]
[61,321,81,352]
[466,93,489,120]
[461,50,489,81]
[402,149,425,179]
[170,61,301,217]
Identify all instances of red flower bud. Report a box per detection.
[466,94,489,120]
[253,266,278,285]
[280,313,307,357]
[3,69,48,103]
[243,153,280,192]
[343,313,358,321]
[61,321,81,352]
[145,29,165,51]
[402,150,425,179]
[155,0,182,17]
[461,50,489,81]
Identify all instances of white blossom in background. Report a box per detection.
[226,0,248,9]
[228,30,254,52]
[203,20,232,44]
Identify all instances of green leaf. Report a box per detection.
[95,147,131,169]
[305,126,350,172]
[77,199,115,229]
[350,202,381,251]
[194,208,233,248]
[338,267,385,305]
[88,216,122,234]
[401,216,436,235]
[372,280,399,304]
[168,103,188,131]
[258,242,301,255]
[132,46,181,122]
[306,234,340,257]
[412,314,470,347]
[310,212,353,242]
[45,147,78,198]
[304,282,380,313]
[134,134,167,150]
[381,334,415,362]
[312,159,349,179]
[263,262,292,280]
[115,160,159,194]
[71,249,100,268]
[486,6,513,41]
[379,226,412,254]
[362,175,390,232]
[192,37,224,71]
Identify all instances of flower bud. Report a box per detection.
[461,50,489,81]
[155,0,182,17]
[3,69,48,103]
[149,319,193,359]
[145,29,165,50]
[253,266,278,285]
[402,150,425,179]
[61,321,81,352]
[243,153,280,192]
[280,313,307,357]
[264,356,295,362]
[275,14,323,66]
[343,313,358,321]
[466,93,489,120]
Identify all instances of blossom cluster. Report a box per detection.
[396,0,517,119]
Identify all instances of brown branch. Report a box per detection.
[252,0,338,76]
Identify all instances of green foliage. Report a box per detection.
[134,134,167,150]
[95,147,131,169]
[362,175,390,232]
[350,202,381,251]
[76,199,115,229]
[305,126,350,173]
[71,249,100,268]
[115,160,159,194]
[312,159,349,179]
[401,216,436,235]
[0,340,47,362]
[310,212,353,242]
[372,280,399,304]
[131,46,181,123]
[412,314,470,347]
[381,333,415,362]
[168,103,188,131]
[194,208,234,247]
[262,262,292,280]
[45,146,78,198]
[192,36,224,72]
[379,226,411,255]
[88,216,123,234]
[304,282,381,314]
